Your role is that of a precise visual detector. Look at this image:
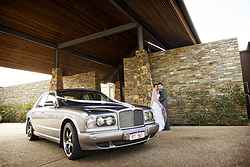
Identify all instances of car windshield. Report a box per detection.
[56,90,113,106]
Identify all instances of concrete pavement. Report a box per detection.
[0,123,250,167]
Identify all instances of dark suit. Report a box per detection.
[159,88,168,109]
[159,88,170,130]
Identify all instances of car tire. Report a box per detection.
[26,119,38,141]
[63,122,82,160]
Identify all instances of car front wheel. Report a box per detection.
[26,119,38,140]
[63,122,82,160]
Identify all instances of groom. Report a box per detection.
[158,82,171,130]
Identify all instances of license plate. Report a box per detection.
[129,131,145,140]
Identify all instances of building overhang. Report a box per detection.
[0,0,200,76]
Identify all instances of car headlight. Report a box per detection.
[96,115,116,127]
[87,115,116,129]
[144,110,154,122]
[96,117,105,126]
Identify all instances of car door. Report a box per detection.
[42,92,62,139]
[31,93,48,133]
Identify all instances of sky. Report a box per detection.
[0,0,249,87]
[0,67,51,87]
[184,0,250,50]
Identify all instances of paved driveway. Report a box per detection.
[0,123,250,167]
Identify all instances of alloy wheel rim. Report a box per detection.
[63,127,73,157]
[27,122,32,137]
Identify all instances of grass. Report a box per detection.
[0,103,33,123]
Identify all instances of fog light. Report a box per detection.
[144,113,149,121]
[148,112,154,121]
[106,116,115,126]
[86,116,97,129]
[144,111,154,122]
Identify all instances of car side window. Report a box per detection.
[36,94,48,108]
[45,93,56,104]
[81,94,90,100]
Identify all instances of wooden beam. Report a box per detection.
[0,24,112,67]
[64,49,114,67]
[137,26,143,50]
[175,0,200,44]
[0,24,57,49]
[169,0,197,44]
[110,0,169,49]
[58,23,138,49]
[54,49,59,68]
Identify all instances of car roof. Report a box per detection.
[43,88,100,96]
[56,88,98,93]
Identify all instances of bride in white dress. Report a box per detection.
[151,84,166,132]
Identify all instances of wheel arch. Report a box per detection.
[59,118,80,146]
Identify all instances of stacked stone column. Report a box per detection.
[124,50,153,106]
[49,68,63,91]
[114,81,121,101]
[63,72,97,89]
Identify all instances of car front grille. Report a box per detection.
[119,109,144,129]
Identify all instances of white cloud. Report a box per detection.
[184,0,250,50]
[0,67,51,87]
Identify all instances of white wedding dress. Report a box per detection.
[151,89,165,132]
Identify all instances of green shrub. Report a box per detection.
[0,103,33,123]
[184,83,248,125]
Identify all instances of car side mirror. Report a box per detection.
[44,101,55,107]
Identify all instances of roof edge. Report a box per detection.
[176,0,201,44]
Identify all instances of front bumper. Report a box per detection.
[78,123,159,150]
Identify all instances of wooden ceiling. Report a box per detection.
[125,0,198,48]
[0,0,132,43]
[0,33,114,79]
[0,0,199,76]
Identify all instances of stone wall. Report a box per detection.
[0,87,5,104]
[49,68,63,91]
[114,81,121,100]
[150,38,246,124]
[63,72,97,90]
[0,72,99,105]
[0,80,49,105]
[124,38,247,125]
[124,50,153,106]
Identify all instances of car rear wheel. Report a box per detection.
[26,120,38,140]
[63,122,82,160]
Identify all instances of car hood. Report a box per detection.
[132,104,151,110]
[59,100,149,114]
[81,101,131,110]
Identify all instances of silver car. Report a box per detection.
[26,89,159,160]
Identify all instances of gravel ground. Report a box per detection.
[0,123,250,167]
